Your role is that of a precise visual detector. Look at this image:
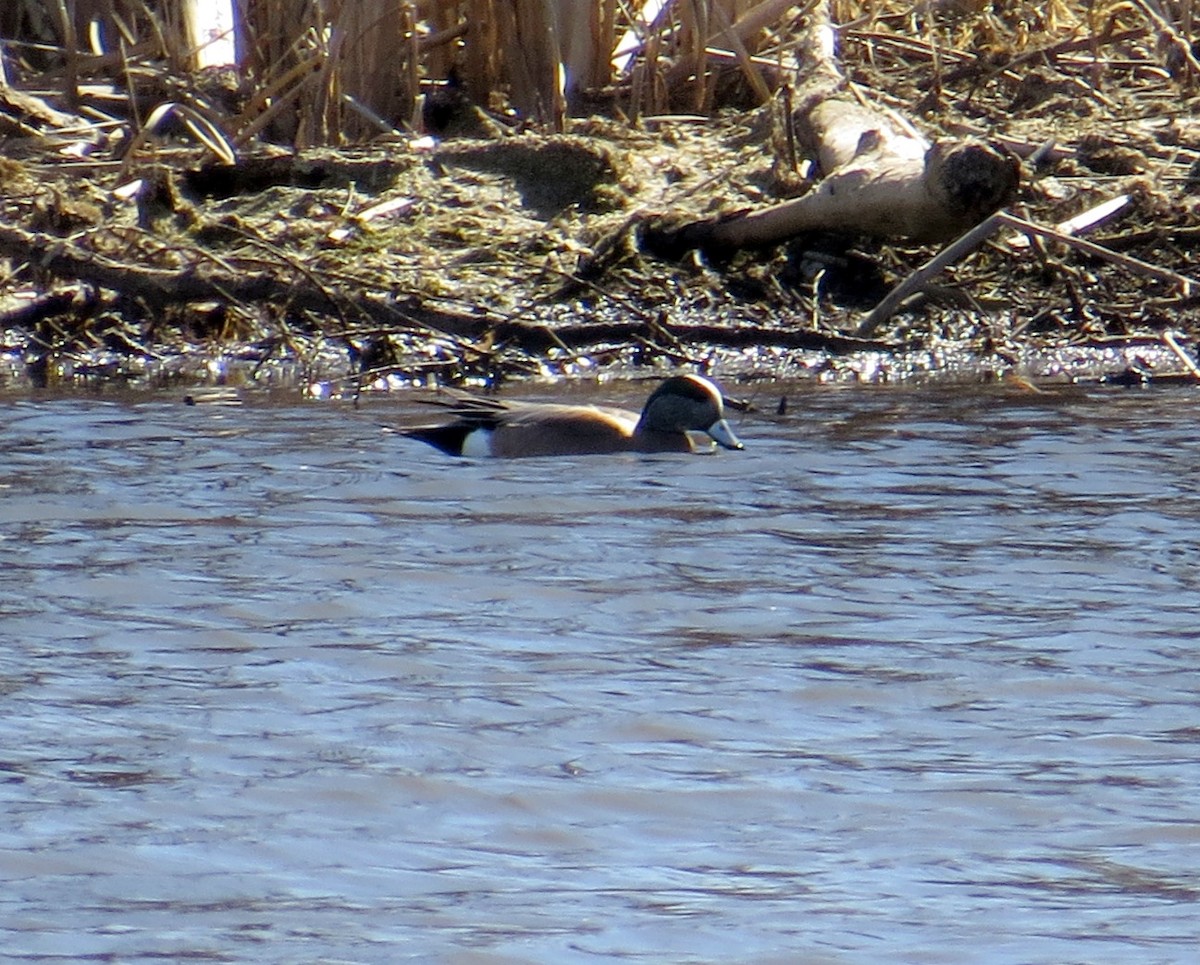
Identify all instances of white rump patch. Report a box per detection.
[461,429,495,458]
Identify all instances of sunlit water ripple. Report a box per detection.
[2,384,1199,963]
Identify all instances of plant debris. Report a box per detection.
[2,2,1200,395]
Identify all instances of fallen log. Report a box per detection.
[644,1,1019,252]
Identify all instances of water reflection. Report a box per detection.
[2,385,1199,963]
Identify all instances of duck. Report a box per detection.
[398,374,744,458]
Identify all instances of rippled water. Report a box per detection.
[2,382,1199,963]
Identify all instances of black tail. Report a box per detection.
[399,424,471,457]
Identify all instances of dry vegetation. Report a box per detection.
[2,1,1200,392]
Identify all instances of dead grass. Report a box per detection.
[0,2,1190,144]
[2,2,1200,390]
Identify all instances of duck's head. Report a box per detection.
[638,375,744,450]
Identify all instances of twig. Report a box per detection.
[855,211,1006,337]
[1006,194,1130,249]
[996,211,1197,292]
[1162,330,1200,381]
[709,3,772,104]
[856,207,1199,338]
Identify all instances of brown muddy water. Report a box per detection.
[2,382,1199,964]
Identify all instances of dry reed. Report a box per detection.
[0,1,1191,145]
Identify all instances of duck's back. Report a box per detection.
[484,406,636,457]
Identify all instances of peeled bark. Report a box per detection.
[700,137,1020,246]
[646,1,1019,251]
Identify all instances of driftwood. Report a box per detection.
[0,86,78,137]
[646,2,1019,252]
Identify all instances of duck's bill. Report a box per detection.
[707,418,744,450]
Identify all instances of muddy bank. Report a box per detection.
[3,13,1200,396]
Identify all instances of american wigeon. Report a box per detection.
[399,374,744,458]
